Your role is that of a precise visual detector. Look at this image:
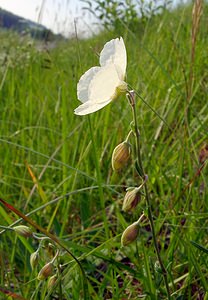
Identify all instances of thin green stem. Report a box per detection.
[0,225,14,231]
[125,130,133,143]
[128,90,171,299]
[57,258,63,300]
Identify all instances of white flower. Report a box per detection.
[74,37,127,116]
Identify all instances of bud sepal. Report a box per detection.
[122,187,141,212]
[112,141,131,171]
[47,274,58,289]
[121,214,144,247]
[30,250,39,270]
[121,221,140,247]
[13,225,33,238]
[37,262,54,280]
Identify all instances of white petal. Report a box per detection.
[99,37,126,80]
[89,64,121,104]
[77,66,100,103]
[74,99,112,115]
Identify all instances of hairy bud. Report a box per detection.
[121,221,140,246]
[37,262,54,280]
[112,141,131,171]
[13,225,33,237]
[30,251,39,270]
[47,274,57,289]
[122,188,141,212]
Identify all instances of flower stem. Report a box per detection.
[127,90,171,299]
[0,225,14,231]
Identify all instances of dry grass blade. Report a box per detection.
[0,286,27,300]
[188,0,203,102]
[192,0,203,48]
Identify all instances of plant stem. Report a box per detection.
[0,225,14,231]
[57,258,63,300]
[127,90,171,299]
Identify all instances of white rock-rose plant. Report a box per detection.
[74,37,171,299]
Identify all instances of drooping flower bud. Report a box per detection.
[154,261,162,274]
[30,251,39,270]
[122,188,141,212]
[37,262,54,280]
[112,141,131,171]
[47,274,57,289]
[13,225,33,237]
[121,221,140,247]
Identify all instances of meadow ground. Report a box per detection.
[0,2,207,299]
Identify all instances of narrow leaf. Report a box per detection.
[190,240,208,255]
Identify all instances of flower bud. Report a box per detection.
[154,261,162,274]
[199,143,208,164]
[13,225,33,237]
[37,262,54,280]
[47,274,57,289]
[122,188,141,212]
[121,221,140,247]
[30,251,39,270]
[112,141,131,171]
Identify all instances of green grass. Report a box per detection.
[0,2,208,299]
